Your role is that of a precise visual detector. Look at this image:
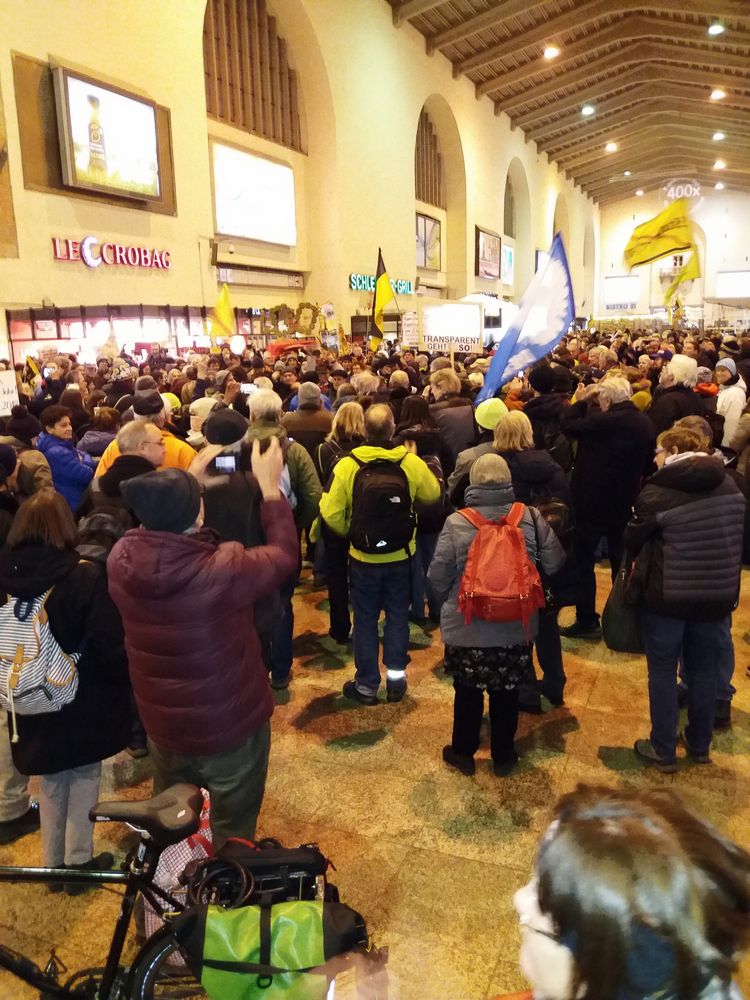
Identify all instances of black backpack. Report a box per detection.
[349,455,416,555]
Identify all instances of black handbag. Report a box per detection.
[602,556,644,654]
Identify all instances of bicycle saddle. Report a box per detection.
[89,784,203,846]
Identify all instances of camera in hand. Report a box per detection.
[212,455,237,474]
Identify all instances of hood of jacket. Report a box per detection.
[0,544,79,599]
[350,442,407,463]
[99,454,156,498]
[245,419,290,445]
[36,431,76,457]
[501,448,561,485]
[463,482,515,509]
[695,382,718,398]
[394,425,441,458]
[524,393,567,423]
[108,527,219,600]
[650,453,725,493]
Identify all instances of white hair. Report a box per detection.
[248,388,283,422]
[667,354,698,388]
[389,370,410,390]
[597,377,632,406]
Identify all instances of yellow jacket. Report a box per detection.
[95,429,196,477]
[319,443,440,563]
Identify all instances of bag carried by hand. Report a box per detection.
[602,557,644,654]
[0,589,80,741]
[457,503,545,634]
[172,900,368,1000]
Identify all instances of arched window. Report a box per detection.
[203,0,303,152]
[503,176,516,239]
[415,110,445,209]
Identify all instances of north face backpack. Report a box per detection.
[457,502,545,634]
[349,455,416,556]
[0,590,80,742]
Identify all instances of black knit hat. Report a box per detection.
[6,405,42,446]
[527,365,558,395]
[204,407,248,445]
[133,389,164,416]
[121,469,201,533]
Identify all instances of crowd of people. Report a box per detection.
[0,327,749,993]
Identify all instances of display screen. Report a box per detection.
[475,227,501,280]
[212,143,297,246]
[501,244,514,285]
[53,67,161,201]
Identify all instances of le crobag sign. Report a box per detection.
[52,235,171,270]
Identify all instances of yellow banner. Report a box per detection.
[624,198,694,270]
[664,246,701,304]
[210,283,235,352]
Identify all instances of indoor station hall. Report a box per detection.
[0,2,749,999]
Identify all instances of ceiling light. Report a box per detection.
[581,104,595,116]
[635,189,644,196]
[543,45,560,59]
[707,23,725,35]
[714,159,726,170]
[605,141,618,153]
[623,170,631,176]
[710,88,726,100]
[715,181,725,190]
[712,131,725,141]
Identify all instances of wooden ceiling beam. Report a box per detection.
[578,152,750,186]
[560,128,750,174]
[488,41,750,107]
[462,11,750,78]
[392,0,446,27]
[592,171,750,202]
[514,70,658,130]
[526,83,660,142]
[427,0,750,55]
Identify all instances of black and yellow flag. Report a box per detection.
[623,198,694,270]
[370,248,394,350]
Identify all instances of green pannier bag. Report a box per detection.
[171,900,368,1000]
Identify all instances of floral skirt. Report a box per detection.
[443,643,532,692]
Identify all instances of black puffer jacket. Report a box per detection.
[626,455,745,620]
[647,384,705,435]
[523,394,572,472]
[448,447,569,509]
[429,395,476,473]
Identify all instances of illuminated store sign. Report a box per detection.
[349,272,414,295]
[52,235,171,269]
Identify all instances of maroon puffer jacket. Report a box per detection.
[107,498,297,756]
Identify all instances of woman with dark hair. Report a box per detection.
[36,405,95,511]
[0,490,130,889]
[77,406,121,459]
[507,784,750,1000]
[58,388,89,434]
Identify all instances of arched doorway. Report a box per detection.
[504,157,532,299]
[552,193,571,254]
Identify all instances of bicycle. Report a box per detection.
[0,782,215,998]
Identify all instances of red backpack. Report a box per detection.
[457,502,545,634]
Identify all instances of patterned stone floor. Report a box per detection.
[1,564,749,999]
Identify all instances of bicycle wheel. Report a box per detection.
[127,929,207,999]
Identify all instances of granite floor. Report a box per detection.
[1,564,749,999]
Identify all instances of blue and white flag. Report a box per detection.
[476,233,575,403]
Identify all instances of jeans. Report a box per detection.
[150,723,270,851]
[349,558,411,693]
[268,576,297,683]
[640,610,720,760]
[519,607,566,705]
[678,614,736,705]
[574,522,625,626]
[451,681,519,764]
[324,527,351,642]
[0,714,30,823]
[410,532,440,619]
[39,762,102,866]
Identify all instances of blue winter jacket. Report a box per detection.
[36,433,95,511]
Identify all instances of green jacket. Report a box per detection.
[319,443,440,563]
[245,420,321,529]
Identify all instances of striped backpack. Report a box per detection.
[0,590,80,743]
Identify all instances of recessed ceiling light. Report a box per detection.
[714,159,726,170]
[715,181,725,190]
[635,189,644,196]
[605,141,618,153]
[623,170,631,176]
[713,131,725,141]
[544,45,560,59]
[581,104,595,116]
[710,88,726,100]
[708,23,725,35]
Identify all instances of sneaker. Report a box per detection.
[559,620,601,640]
[386,681,407,703]
[493,752,520,777]
[714,701,731,731]
[328,631,351,645]
[678,730,711,764]
[0,803,40,845]
[65,852,115,896]
[442,745,475,776]
[541,690,565,708]
[270,671,292,691]
[127,745,149,760]
[633,739,678,774]
[342,680,378,706]
[518,699,542,715]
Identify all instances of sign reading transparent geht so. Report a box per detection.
[418,299,483,355]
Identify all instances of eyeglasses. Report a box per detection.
[518,915,560,942]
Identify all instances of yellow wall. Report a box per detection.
[0,0,599,357]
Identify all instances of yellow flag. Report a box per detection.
[370,248,395,350]
[664,247,701,305]
[210,283,235,352]
[25,355,40,378]
[623,198,694,270]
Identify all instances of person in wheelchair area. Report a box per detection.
[0,490,130,891]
